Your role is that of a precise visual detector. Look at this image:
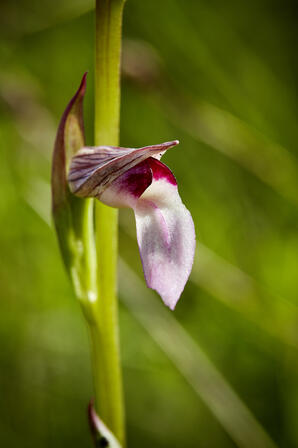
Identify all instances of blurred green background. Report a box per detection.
[0,0,297,447]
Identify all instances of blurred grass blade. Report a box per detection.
[193,243,298,349]
[0,0,94,37]
[122,38,298,205]
[120,217,298,349]
[172,99,298,206]
[119,259,278,448]
[25,179,52,227]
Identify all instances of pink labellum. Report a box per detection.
[68,141,196,309]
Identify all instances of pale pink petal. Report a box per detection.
[100,157,196,309]
[134,158,196,309]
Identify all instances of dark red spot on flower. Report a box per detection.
[148,157,177,185]
[117,160,153,198]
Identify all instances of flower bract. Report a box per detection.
[88,400,122,448]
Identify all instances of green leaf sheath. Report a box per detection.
[51,74,97,305]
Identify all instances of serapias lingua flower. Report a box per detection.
[68,124,196,310]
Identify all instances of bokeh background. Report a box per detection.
[0,0,297,447]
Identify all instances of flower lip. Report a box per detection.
[97,154,195,310]
[68,140,179,198]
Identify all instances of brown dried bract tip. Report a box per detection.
[52,72,87,212]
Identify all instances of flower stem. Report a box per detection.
[95,0,124,145]
[89,0,126,445]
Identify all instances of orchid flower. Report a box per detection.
[68,118,195,311]
[53,73,195,310]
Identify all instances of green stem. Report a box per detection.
[88,0,126,445]
[95,0,124,145]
